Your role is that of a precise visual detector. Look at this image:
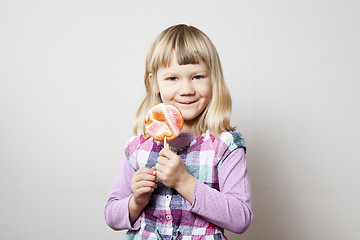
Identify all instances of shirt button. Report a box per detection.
[166,215,171,220]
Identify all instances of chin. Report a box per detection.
[182,114,201,122]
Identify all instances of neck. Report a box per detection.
[182,119,196,133]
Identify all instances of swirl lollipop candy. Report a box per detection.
[145,103,184,147]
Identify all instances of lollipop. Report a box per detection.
[145,103,184,146]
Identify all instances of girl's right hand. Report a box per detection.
[130,167,158,208]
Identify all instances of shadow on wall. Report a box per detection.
[223,128,310,240]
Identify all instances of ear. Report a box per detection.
[149,73,160,94]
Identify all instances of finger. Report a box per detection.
[133,173,158,184]
[135,186,155,195]
[157,156,170,166]
[155,162,166,173]
[155,171,171,185]
[137,180,157,189]
[134,168,157,179]
[133,179,157,191]
[138,167,157,175]
[151,166,159,183]
[132,171,157,184]
[159,148,176,159]
[155,170,166,182]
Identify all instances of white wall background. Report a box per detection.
[1,0,359,239]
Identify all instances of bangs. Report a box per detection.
[150,25,211,70]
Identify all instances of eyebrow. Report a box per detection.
[157,71,178,78]
[160,66,209,76]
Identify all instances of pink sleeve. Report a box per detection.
[189,147,253,233]
[104,155,141,230]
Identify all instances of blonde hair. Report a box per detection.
[133,24,235,137]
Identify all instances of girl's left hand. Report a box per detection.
[155,147,190,189]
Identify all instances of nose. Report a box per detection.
[179,80,195,95]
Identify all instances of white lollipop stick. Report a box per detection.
[164,136,169,149]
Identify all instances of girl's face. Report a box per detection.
[153,54,212,132]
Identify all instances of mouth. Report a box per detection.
[177,100,197,105]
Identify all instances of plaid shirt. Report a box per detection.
[105,130,252,240]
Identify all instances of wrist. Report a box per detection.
[129,195,147,210]
[174,173,196,204]
[128,195,147,224]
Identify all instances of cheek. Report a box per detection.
[157,81,169,102]
[204,88,212,99]
[198,84,212,100]
[200,86,212,110]
[159,89,173,102]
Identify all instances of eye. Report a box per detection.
[193,75,204,80]
[167,77,177,81]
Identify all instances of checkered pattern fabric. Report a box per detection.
[124,130,245,240]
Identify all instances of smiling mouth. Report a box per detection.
[178,100,197,105]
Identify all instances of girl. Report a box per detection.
[104,24,252,239]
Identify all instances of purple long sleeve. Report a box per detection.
[104,155,141,230]
[189,147,253,233]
